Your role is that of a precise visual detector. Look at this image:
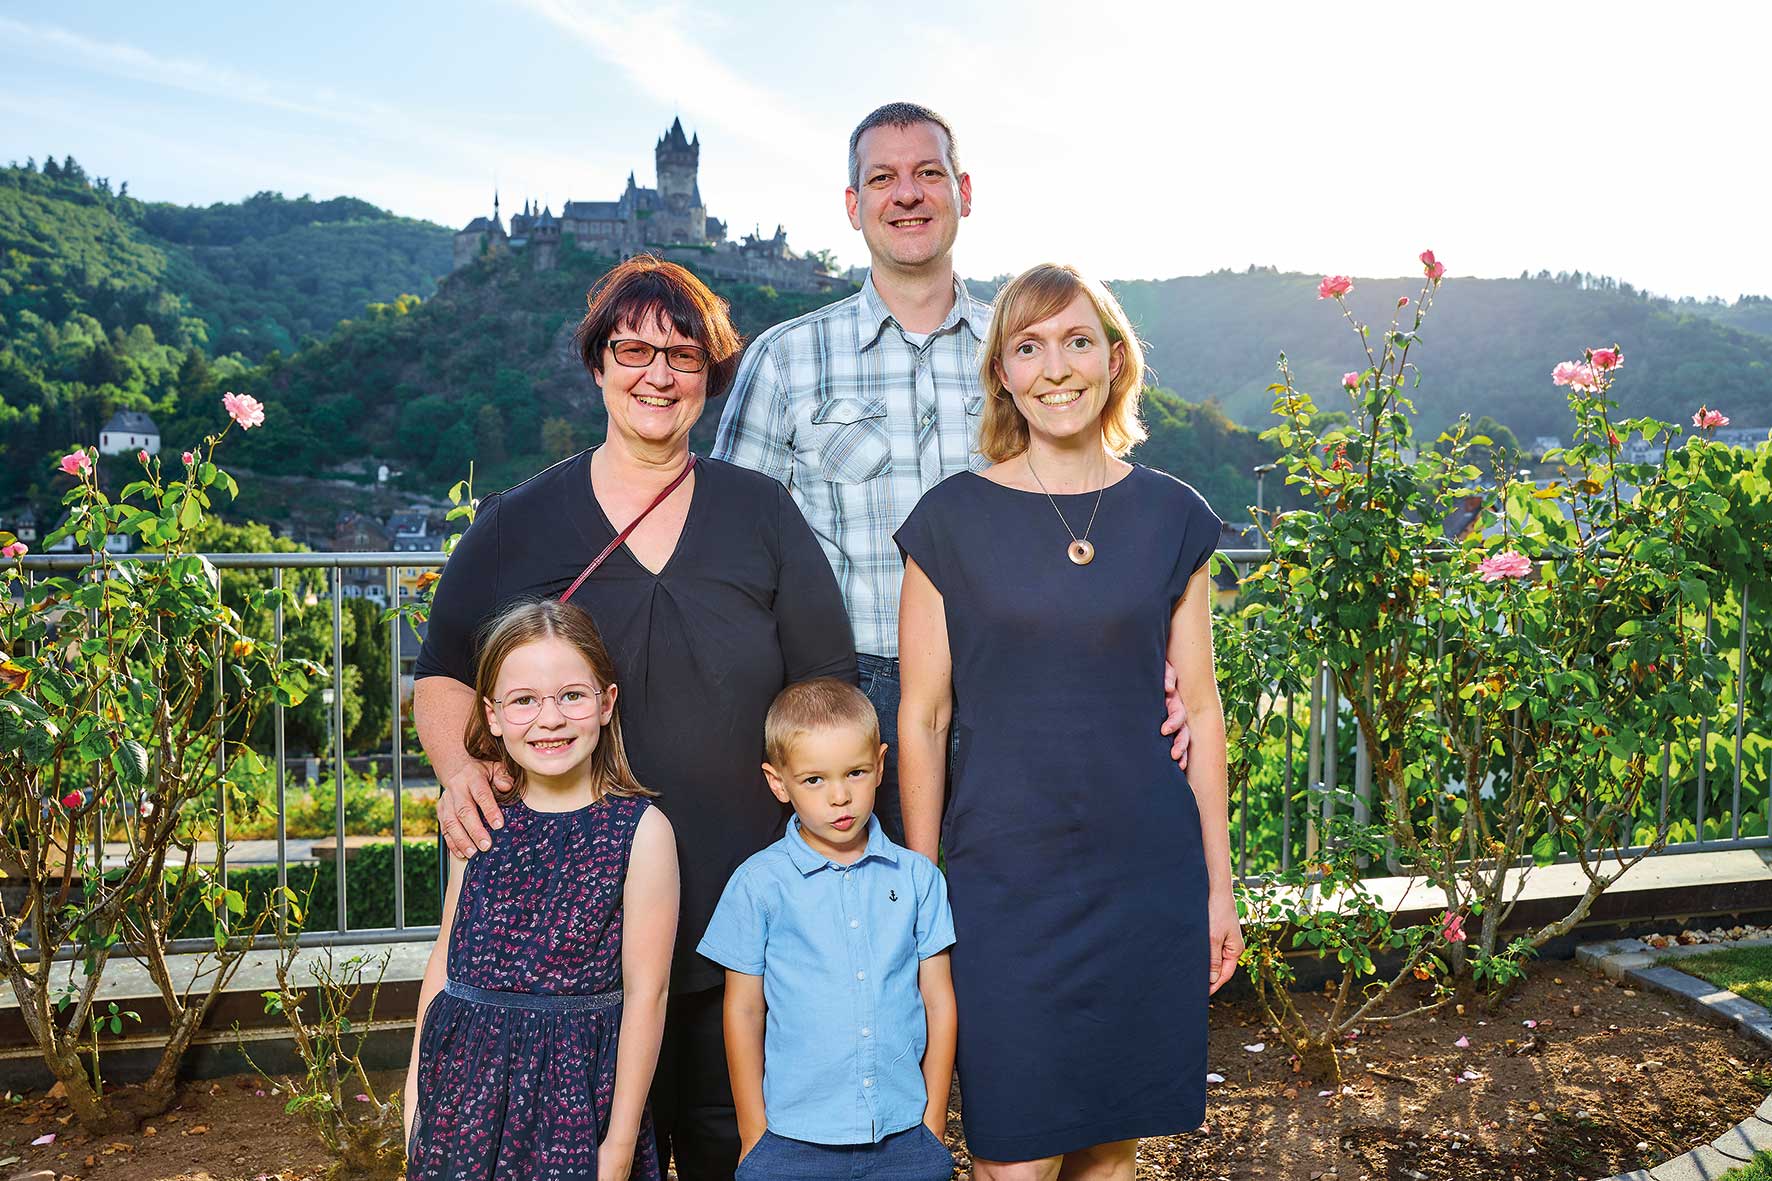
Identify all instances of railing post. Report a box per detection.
[390,565,406,932]
[1279,691,1294,873]
[214,628,228,937]
[1733,582,1749,842]
[332,567,348,933]
[274,568,288,936]
[1305,661,1323,859]
[1697,601,1713,844]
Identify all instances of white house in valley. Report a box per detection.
[98,410,161,457]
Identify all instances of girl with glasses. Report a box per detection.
[405,598,680,1181]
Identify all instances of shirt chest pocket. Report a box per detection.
[808,397,891,485]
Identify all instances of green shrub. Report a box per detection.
[167,840,440,938]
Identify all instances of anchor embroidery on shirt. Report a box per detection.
[888,890,898,902]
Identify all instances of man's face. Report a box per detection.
[845,121,970,276]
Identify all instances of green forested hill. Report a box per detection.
[1108,268,1772,441]
[210,238,842,494]
[1686,294,1772,340]
[9,158,1770,540]
[0,158,452,510]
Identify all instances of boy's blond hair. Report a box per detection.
[764,678,880,767]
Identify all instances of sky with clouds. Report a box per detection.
[4,1,1768,300]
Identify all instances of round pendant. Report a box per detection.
[1068,539,1095,566]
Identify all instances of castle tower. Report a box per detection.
[653,118,706,245]
[452,190,510,271]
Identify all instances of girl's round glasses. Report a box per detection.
[492,685,605,725]
[607,339,709,374]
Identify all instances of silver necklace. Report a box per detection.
[1026,452,1106,566]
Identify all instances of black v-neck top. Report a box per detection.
[416,450,857,992]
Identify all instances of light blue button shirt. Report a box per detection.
[697,815,956,1145]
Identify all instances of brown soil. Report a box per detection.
[2,969,1765,1181]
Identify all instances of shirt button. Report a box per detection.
[861,1026,872,1037]
[855,970,866,981]
[863,1078,874,1088]
[849,919,860,928]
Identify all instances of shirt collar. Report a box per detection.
[856,272,987,352]
[784,813,900,874]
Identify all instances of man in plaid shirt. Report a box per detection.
[713,102,1192,843]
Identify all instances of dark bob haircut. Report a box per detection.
[573,255,744,398]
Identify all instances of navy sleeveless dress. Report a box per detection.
[894,466,1223,1163]
[409,794,662,1180]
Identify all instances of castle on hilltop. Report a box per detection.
[454,119,844,294]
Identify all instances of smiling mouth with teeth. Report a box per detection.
[890,218,930,228]
[530,738,575,752]
[634,394,677,408]
[1038,391,1084,406]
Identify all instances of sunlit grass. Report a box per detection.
[1659,944,1772,1009]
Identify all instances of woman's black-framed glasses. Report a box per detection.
[607,338,709,374]
[492,685,606,726]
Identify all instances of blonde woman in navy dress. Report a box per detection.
[895,263,1242,1179]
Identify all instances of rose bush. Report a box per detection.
[1227,253,1756,1078]
[0,398,320,1130]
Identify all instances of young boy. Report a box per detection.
[697,678,957,1180]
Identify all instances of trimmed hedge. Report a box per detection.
[169,839,442,938]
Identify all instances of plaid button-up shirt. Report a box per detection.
[712,274,991,658]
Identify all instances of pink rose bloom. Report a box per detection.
[1342,372,1361,389]
[1419,249,1437,267]
[137,448,150,464]
[1397,296,1410,308]
[61,790,84,810]
[1478,551,1532,582]
[223,391,266,430]
[1692,406,1730,429]
[1441,911,1467,943]
[1590,347,1621,371]
[183,450,195,465]
[58,450,92,477]
[1,541,26,559]
[1551,361,1598,392]
[1317,275,1354,300]
[1420,250,1445,280]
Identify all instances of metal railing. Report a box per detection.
[1213,548,1770,879]
[11,547,1765,956]
[17,550,447,954]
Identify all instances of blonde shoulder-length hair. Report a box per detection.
[977,263,1149,463]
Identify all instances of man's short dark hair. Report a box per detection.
[847,102,961,192]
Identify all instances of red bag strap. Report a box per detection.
[560,454,697,604]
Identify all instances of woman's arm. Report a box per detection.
[599,807,679,1179]
[415,675,509,857]
[916,950,956,1138]
[722,970,768,1160]
[404,849,468,1146]
[896,557,953,863]
[1166,565,1243,993]
[771,482,858,684]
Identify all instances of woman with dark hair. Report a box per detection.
[415,255,856,1180]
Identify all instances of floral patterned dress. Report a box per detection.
[408,794,661,1180]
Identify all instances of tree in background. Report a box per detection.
[542,416,577,460]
